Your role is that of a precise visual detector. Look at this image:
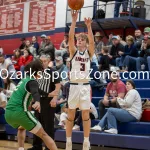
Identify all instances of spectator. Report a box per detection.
[25,40,37,58]
[0,54,16,77]
[134,29,143,52]
[143,27,150,36]
[98,72,127,119]
[60,34,69,51]
[94,32,104,56]
[2,75,16,99]
[40,34,46,47]
[109,36,125,66]
[0,46,3,54]
[19,38,26,54]
[114,0,128,17]
[11,49,22,71]
[136,35,150,71]
[99,46,110,72]
[32,36,39,55]
[54,56,69,84]
[106,33,113,46]
[73,102,98,130]
[19,49,33,76]
[121,35,138,71]
[39,36,55,61]
[91,80,142,134]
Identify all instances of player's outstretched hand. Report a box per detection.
[84,17,92,28]
[71,10,79,22]
[32,101,40,111]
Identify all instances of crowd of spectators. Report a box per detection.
[0,26,147,135]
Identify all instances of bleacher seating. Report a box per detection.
[1,72,150,150]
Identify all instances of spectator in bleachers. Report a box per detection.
[91,80,142,134]
[99,46,110,72]
[60,34,69,51]
[98,72,127,119]
[143,27,150,36]
[54,56,69,85]
[2,75,16,99]
[39,36,55,61]
[114,0,128,17]
[94,32,104,56]
[117,35,138,70]
[19,37,26,54]
[11,49,21,71]
[99,46,110,83]
[19,49,33,76]
[109,36,125,66]
[106,33,113,47]
[32,36,39,56]
[134,29,143,52]
[25,40,37,58]
[136,35,150,71]
[0,54,16,77]
[0,46,3,54]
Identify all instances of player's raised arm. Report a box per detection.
[84,17,94,58]
[69,10,78,58]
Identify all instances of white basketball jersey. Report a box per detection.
[70,50,91,82]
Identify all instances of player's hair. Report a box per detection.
[24,59,43,76]
[102,46,109,53]
[76,33,89,44]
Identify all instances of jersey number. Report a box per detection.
[80,63,85,71]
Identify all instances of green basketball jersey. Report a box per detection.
[6,77,34,111]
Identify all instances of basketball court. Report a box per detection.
[0,140,64,150]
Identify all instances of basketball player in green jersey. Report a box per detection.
[5,60,58,150]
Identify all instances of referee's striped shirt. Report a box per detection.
[37,67,60,97]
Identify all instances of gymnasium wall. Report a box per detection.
[0,0,150,54]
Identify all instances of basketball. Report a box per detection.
[68,0,84,10]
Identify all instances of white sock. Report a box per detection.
[18,147,24,150]
[66,137,72,142]
[84,137,89,143]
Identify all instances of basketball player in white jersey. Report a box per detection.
[66,11,94,150]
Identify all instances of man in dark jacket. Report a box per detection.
[136,36,150,71]
[39,36,55,61]
[109,36,125,66]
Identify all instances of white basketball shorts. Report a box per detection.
[68,84,91,110]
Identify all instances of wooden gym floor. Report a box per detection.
[0,140,64,150]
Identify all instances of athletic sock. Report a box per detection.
[18,147,24,150]
[84,137,89,143]
[66,137,72,143]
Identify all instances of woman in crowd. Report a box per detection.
[25,40,37,58]
[12,49,22,71]
[19,49,33,76]
[91,80,142,134]
[32,36,39,56]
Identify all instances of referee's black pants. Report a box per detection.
[31,98,55,150]
[40,97,56,140]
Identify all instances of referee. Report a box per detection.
[28,55,61,150]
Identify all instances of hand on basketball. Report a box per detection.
[71,10,78,22]
[84,17,92,28]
